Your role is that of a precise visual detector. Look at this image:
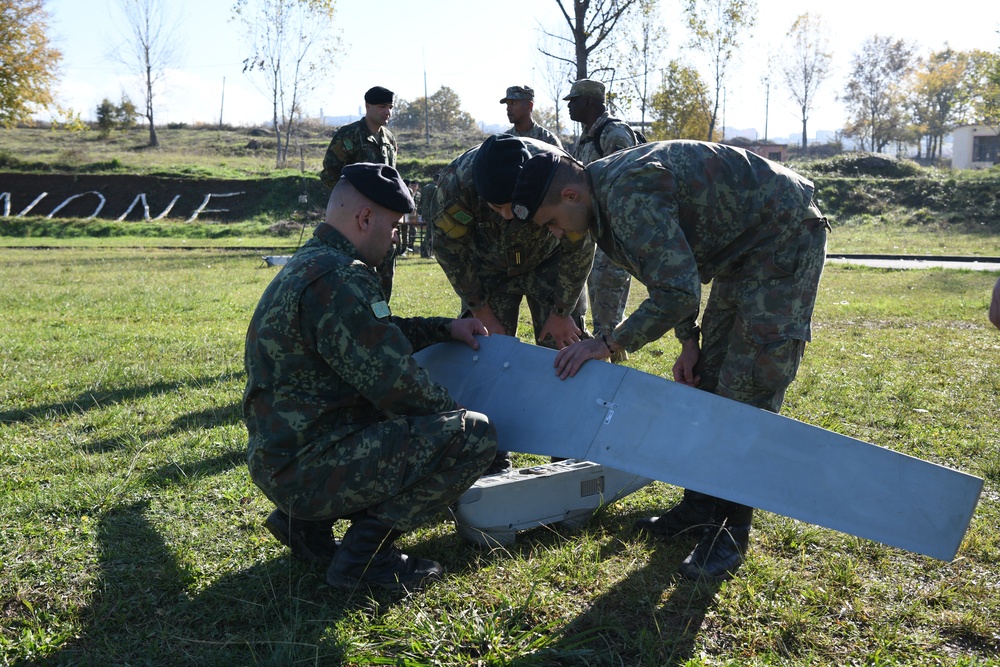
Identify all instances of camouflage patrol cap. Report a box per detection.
[563,78,605,100]
[500,86,534,103]
[473,134,531,204]
[510,152,561,223]
[341,163,414,214]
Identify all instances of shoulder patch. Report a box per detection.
[371,300,391,319]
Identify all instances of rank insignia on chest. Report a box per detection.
[371,300,391,318]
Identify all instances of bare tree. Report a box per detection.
[842,35,915,153]
[621,0,666,129]
[779,13,831,150]
[683,0,757,141]
[537,32,575,137]
[538,0,640,81]
[233,0,342,167]
[111,0,181,147]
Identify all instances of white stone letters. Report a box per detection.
[0,190,246,221]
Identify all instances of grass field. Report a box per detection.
[1,246,999,666]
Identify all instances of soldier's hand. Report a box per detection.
[450,318,489,349]
[553,338,607,380]
[471,305,506,337]
[672,338,701,387]
[538,313,582,349]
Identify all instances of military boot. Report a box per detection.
[483,450,512,475]
[678,522,751,582]
[326,515,443,591]
[264,508,338,565]
[634,489,717,539]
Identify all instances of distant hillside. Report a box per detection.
[2,126,999,229]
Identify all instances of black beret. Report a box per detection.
[364,86,395,105]
[341,163,414,214]
[472,134,532,204]
[511,152,561,223]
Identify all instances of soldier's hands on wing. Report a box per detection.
[672,338,701,387]
[537,312,582,349]
[450,318,489,350]
[553,338,609,379]
[470,304,506,337]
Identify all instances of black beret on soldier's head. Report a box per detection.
[472,134,532,204]
[341,163,414,214]
[510,152,561,223]
[364,86,395,105]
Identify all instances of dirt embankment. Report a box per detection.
[0,173,325,221]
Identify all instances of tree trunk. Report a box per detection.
[146,67,158,147]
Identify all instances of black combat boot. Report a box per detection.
[483,450,512,475]
[264,508,338,565]
[678,521,751,582]
[678,502,753,581]
[634,489,717,539]
[326,515,443,591]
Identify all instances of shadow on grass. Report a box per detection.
[0,372,240,426]
[143,448,248,488]
[511,528,723,666]
[80,403,244,456]
[49,499,398,665]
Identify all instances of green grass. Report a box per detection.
[1,248,998,665]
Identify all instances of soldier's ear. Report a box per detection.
[561,185,582,203]
[355,206,375,230]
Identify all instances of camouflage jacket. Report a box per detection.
[506,121,564,150]
[418,182,437,220]
[573,111,638,164]
[429,138,595,314]
[586,140,818,350]
[243,223,456,479]
[320,119,398,189]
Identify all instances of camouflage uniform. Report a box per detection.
[572,111,639,344]
[586,140,828,524]
[572,111,638,165]
[506,122,564,150]
[320,119,398,188]
[589,141,827,400]
[430,138,594,344]
[243,223,498,532]
[418,181,437,257]
[319,119,400,298]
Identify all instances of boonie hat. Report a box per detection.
[563,78,606,100]
[341,163,414,214]
[500,86,534,103]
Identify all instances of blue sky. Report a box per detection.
[42,0,1000,140]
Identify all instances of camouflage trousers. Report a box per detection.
[251,409,497,533]
[460,272,590,349]
[587,246,632,338]
[684,215,828,524]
